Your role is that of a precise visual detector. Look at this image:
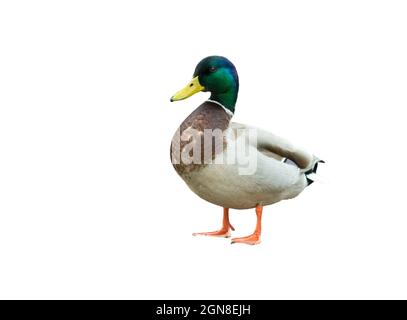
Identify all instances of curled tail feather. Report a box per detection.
[303,158,325,186]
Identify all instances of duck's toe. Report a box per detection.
[193,229,231,238]
[231,234,261,245]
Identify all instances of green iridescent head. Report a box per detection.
[171,56,239,113]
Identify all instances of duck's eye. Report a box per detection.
[208,66,217,73]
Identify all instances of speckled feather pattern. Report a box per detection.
[171,101,232,175]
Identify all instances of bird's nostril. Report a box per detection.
[189,83,194,87]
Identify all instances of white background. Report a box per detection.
[1,1,406,299]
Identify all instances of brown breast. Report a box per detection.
[170,101,232,175]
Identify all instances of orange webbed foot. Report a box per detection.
[193,229,231,238]
[193,208,234,238]
[231,233,261,245]
[231,205,263,245]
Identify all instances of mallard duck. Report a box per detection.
[170,56,323,245]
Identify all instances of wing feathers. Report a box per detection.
[231,122,314,170]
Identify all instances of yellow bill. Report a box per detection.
[170,76,204,102]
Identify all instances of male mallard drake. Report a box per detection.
[170,56,323,245]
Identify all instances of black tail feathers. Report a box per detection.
[305,159,325,186]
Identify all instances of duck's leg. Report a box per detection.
[193,208,235,238]
[231,205,262,245]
